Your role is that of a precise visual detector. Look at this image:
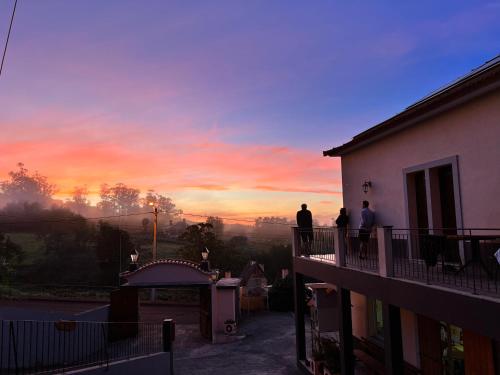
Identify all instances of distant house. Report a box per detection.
[239,261,268,311]
[292,55,500,375]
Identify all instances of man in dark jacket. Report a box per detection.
[296,203,313,256]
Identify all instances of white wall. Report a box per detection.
[340,90,500,229]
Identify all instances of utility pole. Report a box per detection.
[153,207,158,261]
[151,206,158,302]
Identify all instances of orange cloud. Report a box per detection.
[0,112,342,222]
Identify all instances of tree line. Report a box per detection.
[0,163,293,288]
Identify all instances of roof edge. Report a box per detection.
[323,55,500,157]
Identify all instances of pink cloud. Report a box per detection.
[0,113,341,219]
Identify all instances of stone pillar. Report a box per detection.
[377,226,394,277]
[334,227,347,267]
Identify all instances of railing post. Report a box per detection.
[334,227,346,267]
[377,226,394,277]
[163,319,175,375]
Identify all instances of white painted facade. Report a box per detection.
[329,63,500,370]
[340,90,500,230]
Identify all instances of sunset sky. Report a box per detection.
[1,1,499,224]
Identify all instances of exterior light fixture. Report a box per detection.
[210,271,219,282]
[200,247,210,272]
[130,250,139,263]
[129,250,139,272]
[362,180,372,194]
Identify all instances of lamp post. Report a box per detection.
[129,250,139,272]
[148,203,159,302]
[200,247,210,272]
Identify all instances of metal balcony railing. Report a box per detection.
[293,226,500,298]
[292,227,336,262]
[0,320,163,374]
[343,229,379,273]
[392,228,500,296]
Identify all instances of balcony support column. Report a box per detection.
[383,303,404,375]
[291,227,301,257]
[334,227,347,267]
[338,288,354,375]
[294,272,306,363]
[377,226,394,277]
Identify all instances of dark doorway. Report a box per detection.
[437,165,457,231]
[417,315,442,374]
[199,287,212,340]
[407,171,429,258]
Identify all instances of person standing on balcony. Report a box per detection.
[359,200,375,259]
[336,207,350,254]
[297,203,313,257]
[335,208,348,228]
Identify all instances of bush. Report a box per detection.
[268,275,293,311]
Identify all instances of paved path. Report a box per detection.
[175,312,302,375]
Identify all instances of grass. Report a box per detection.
[0,283,113,301]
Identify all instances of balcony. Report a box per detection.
[292,227,500,298]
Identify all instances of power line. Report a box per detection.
[0,211,154,225]
[0,0,18,79]
[0,208,331,228]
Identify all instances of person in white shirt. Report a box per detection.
[359,200,375,259]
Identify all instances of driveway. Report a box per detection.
[175,312,303,375]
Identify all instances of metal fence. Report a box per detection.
[0,320,163,374]
[293,227,335,262]
[392,229,500,296]
[344,229,379,272]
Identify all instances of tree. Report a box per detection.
[254,216,292,240]
[66,186,90,214]
[252,244,292,282]
[0,163,56,206]
[178,223,222,263]
[0,233,23,282]
[206,216,224,238]
[141,217,150,233]
[95,221,134,284]
[141,190,181,220]
[97,183,140,214]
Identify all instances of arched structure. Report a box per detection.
[118,259,217,340]
[121,259,216,287]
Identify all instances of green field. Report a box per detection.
[137,240,183,263]
[5,232,183,266]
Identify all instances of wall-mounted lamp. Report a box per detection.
[362,180,372,194]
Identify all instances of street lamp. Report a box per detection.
[129,250,139,272]
[200,247,210,271]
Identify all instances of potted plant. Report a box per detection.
[320,337,341,375]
